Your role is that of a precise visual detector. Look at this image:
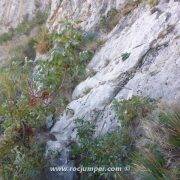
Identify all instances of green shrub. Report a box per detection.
[0,18,95,179]
[35,21,93,93]
[71,97,180,179]
[132,142,179,179]
[71,118,133,179]
[70,97,155,179]
[113,96,154,128]
[124,97,180,180]
[121,52,131,61]
[0,61,53,179]
[132,145,168,179]
[158,111,180,147]
[0,22,95,179]
[0,31,13,45]
[113,97,179,179]
[33,22,94,114]
[1,143,46,180]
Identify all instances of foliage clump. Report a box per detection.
[71,97,151,180]
[1,143,46,179]
[0,21,94,179]
[0,61,52,179]
[121,52,131,61]
[72,118,132,179]
[71,97,154,179]
[34,21,94,112]
[0,31,13,45]
[113,96,154,126]
[71,97,180,180]
[132,109,180,179]
[115,97,179,179]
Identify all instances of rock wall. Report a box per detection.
[48,0,132,32]
[0,0,50,33]
[0,0,179,179]
[47,0,180,151]
[0,0,179,169]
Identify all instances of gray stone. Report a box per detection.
[48,0,180,151]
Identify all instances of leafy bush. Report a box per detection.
[34,21,94,100]
[121,52,131,61]
[132,145,168,179]
[71,97,180,179]
[71,119,126,179]
[113,96,154,128]
[158,111,180,147]
[1,143,46,179]
[71,114,135,179]
[70,97,155,179]
[0,60,53,179]
[114,97,179,179]
[113,97,179,179]
[132,141,179,179]
[0,21,94,179]
[0,31,13,45]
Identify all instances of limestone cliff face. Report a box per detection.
[0,0,51,65]
[0,1,179,179]
[48,0,130,32]
[47,0,180,150]
[0,0,179,159]
[0,0,50,33]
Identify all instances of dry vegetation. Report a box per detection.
[35,27,53,54]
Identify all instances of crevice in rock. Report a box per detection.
[97,42,170,116]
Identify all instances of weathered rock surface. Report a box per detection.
[48,0,180,151]
[0,0,179,179]
[0,0,50,33]
[0,0,50,64]
[0,0,179,167]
